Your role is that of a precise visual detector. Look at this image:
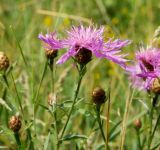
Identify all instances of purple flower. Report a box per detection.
[127,47,160,90]
[38,32,63,50]
[56,25,130,67]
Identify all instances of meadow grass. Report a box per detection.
[0,0,160,149]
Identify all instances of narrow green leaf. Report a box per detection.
[59,134,88,142]
[109,120,122,135]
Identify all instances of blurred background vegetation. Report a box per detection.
[0,0,160,149]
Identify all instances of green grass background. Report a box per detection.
[0,0,160,149]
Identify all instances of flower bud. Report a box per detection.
[151,78,160,94]
[9,116,21,132]
[134,119,142,129]
[47,93,56,106]
[0,52,9,71]
[45,49,58,59]
[92,87,106,105]
[75,47,92,65]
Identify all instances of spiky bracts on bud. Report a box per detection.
[75,47,92,65]
[92,87,106,105]
[45,49,58,59]
[134,119,142,129]
[151,78,160,94]
[9,116,21,132]
[0,52,9,71]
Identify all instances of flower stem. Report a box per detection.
[59,65,85,140]
[148,94,159,150]
[148,99,154,149]
[96,106,107,149]
[150,113,160,148]
[11,72,24,116]
[2,74,9,88]
[49,60,59,150]
[14,132,21,147]
[135,129,141,150]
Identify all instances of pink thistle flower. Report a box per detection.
[127,47,160,91]
[56,25,130,67]
[38,32,63,50]
[38,32,64,59]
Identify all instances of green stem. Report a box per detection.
[14,132,21,147]
[11,72,24,116]
[26,127,34,150]
[34,60,48,105]
[33,60,47,141]
[2,74,9,88]
[148,94,159,149]
[136,129,141,150]
[148,102,154,150]
[59,66,85,140]
[10,26,28,67]
[49,60,59,150]
[150,113,160,147]
[96,106,106,146]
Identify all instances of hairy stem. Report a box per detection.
[59,65,85,141]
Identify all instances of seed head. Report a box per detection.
[45,49,58,59]
[0,52,9,71]
[134,119,142,129]
[92,87,106,105]
[9,116,21,132]
[151,78,160,94]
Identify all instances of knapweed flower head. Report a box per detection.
[56,25,131,67]
[38,32,63,59]
[127,46,160,92]
[92,87,106,106]
[0,51,9,72]
[9,116,21,133]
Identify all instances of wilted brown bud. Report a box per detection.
[75,47,92,65]
[151,78,160,94]
[0,52,9,71]
[48,93,56,106]
[9,116,21,132]
[92,87,106,105]
[45,49,58,59]
[134,119,142,129]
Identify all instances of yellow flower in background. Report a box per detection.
[63,18,70,26]
[103,25,115,41]
[43,16,52,27]
[111,17,119,25]
[59,18,70,30]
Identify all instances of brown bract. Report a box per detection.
[45,49,58,59]
[134,119,142,129]
[0,52,9,71]
[75,47,92,65]
[92,87,106,105]
[151,78,160,94]
[9,116,21,132]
